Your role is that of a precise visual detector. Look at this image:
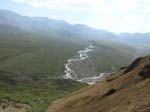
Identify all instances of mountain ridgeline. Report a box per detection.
[0,9,150,43]
[0,9,150,76]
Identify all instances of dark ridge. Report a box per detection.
[104,89,116,96]
[97,88,116,100]
[120,66,127,70]
[106,77,118,82]
[139,64,150,79]
[144,64,150,69]
[124,57,142,74]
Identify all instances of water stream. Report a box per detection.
[63,45,109,84]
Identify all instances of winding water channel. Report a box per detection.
[63,45,109,84]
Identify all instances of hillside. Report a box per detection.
[119,33,150,47]
[0,9,138,76]
[0,70,86,112]
[0,23,88,76]
[47,55,150,112]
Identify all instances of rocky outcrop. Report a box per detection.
[139,64,150,79]
[0,98,32,112]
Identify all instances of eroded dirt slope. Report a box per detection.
[47,55,150,112]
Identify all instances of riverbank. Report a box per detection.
[63,45,111,84]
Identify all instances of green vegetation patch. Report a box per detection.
[0,78,86,112]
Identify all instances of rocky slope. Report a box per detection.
[0,98,32,112]
[47,55,150,112]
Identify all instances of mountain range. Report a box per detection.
[0,9,150,44]
[0,9,150,74]
[0,9,150,112]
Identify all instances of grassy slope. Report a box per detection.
[0,76,86,112]
[0,26,87,76]
[0,25,87,112]
[0,25,136,76]
[91,41,135,72]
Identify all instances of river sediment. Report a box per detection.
[63,45,109,84]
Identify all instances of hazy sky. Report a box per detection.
[0,0,150,33]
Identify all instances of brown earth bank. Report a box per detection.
[47,55,150,112]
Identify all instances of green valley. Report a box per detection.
[0,9,149,112]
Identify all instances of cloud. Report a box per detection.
[11,0,150,14]
[12,0,93,10]
[10,0,135,11]
[12,0,150,12]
